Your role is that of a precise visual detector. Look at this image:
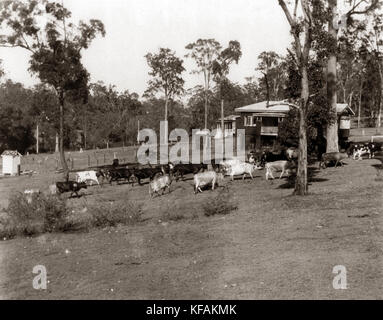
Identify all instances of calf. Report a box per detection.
[24,189,41,204]
[75,170,99,185]
[194,171,224,194]
[48,184,57,195]
[353,147,371,161]
[265,160,295,180]
[56,181,87,197]
[149,175,172,198]
[248,154,256,164]
[319,152,348,169]
[347,143,362,156]
[366,142,381,158]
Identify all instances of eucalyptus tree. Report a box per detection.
[212,40,242,144]
[0,0,105,178]
[144,48,185,144]
[256,51,287,102]
[359,11,383,127]
[326,0,380,152]
[185,39,222,129]
[278,0,315,195]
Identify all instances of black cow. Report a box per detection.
[260,150,288,166]
[170,163,208,181]
[108,168,134,185]
[131,166,166,185]
[56,181,87,198]
[346,142,363,157]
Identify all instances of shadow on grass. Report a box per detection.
[372,164,383,170]
[174,176,194,182]
[277,166,329,189]
[227,175,262,181]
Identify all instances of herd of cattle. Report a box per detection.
[23,140,381,199]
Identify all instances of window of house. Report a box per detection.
[262,117,278,127]
[244,116,253,127]
[225,122,232,130]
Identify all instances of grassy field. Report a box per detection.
[0,153,382,299]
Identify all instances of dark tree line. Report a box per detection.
[0,0,382,193]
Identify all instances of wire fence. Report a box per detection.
[12,140,244,174]
[19,146,139,174]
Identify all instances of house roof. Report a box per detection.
[235,101,291,113]
[216,115,241,122]
[336,103,355,116]
[235,100,355,116]
[1,150,22,157]
[194,129,211,136]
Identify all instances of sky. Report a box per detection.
[0,0,292,97]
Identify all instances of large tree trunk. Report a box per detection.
[59,93,69,180]
[221,97,225,156]
[83,109,87,149]
[358,80,363,128]
[164,96,169,145]
[204,91,208,129]
[36,123,39,154]
[294,67,309,196]
[326,0,339,153]
[55,132,59,153]
[377,61,383,128]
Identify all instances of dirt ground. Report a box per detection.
[0,156,382,299]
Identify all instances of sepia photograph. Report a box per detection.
[0,0,382,303]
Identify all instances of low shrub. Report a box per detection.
[60,210,93,233]
[161,210,185,222]
[0,192,69,238]
[203,188,238,217]
[0,195,144,240]
[90,201,143,228]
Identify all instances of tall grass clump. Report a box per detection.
[90,200,143,227]
[202,188,238,217]
[0,192,69,239]
[375,168,383,181]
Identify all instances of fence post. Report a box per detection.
[104,153,106,164]
[71,158,74,170]
[88,154,90,167]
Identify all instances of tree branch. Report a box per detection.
[347,0,379,16]
[278,0,303,62]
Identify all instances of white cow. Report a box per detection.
[226,162,262,181]
[76,170,99,185]
[194,171,224,193]
[219,158,243,174]
[265,160,295,180]
[353,147,371,161]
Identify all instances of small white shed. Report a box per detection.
[1,150,22,175]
